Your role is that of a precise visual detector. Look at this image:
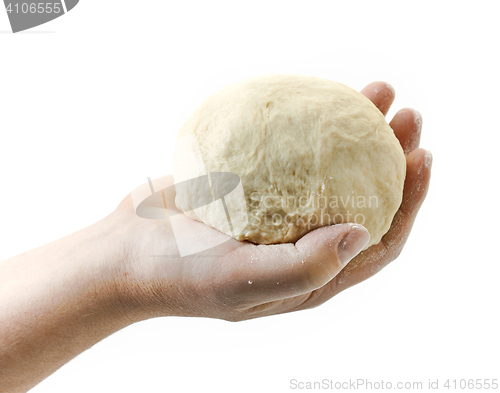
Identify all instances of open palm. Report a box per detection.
[115,81,432,322]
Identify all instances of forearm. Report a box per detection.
[0,218,133,393]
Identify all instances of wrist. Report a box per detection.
[95,206,180,322]
[83,212,147,325]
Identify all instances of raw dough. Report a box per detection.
[173,74,406,249]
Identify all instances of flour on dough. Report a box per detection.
[173,74,406,249]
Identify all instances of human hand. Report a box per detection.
[109,81,432,323]
[0,81,431,393]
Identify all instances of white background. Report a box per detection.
[1,1,499,392]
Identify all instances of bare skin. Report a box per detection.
[0,82,431,392]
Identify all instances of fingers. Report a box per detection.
[379,148,432,253]
[360,81,395,116]
[332,148,433,294]
[228,223,370,308]
[339,149,432,282]
[288,148,433,312]
[390,108,422,155]
[361,82,422,155]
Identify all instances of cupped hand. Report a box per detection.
[110,82,432,322]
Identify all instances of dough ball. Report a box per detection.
[173,74,406,249]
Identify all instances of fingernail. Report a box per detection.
[338,225,370,266]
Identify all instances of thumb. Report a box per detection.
[294,223,371,292]
[239,223,370,305]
